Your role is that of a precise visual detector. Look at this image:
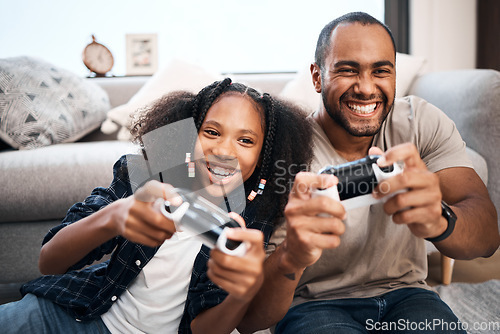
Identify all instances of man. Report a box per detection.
[237,12,500,334]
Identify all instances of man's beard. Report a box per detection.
[322,91,394,137]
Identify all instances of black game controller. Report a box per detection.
[313,155,404,210]
[160,189,246,256]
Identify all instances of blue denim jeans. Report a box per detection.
[0,293,111,334]
[275,288,466,334]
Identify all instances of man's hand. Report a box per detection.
[370,144,447,239]
[280,172,346,272]
[113,180,177,247]
[234,172,347,332]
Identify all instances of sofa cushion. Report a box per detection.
[0,56,111,149]
[279,52,426,112]
[0,140,137,223]
[410,69,500,228]
[101,58,222,140]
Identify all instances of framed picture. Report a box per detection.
[126,33,158,76]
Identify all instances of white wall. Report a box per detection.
[0,0,384,77]
[410,0,476,73]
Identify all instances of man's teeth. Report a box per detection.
[348,103,377,114]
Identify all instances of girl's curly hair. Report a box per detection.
[130,78,314,223]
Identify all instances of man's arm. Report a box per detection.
[237,173,346,333]
[375,144,499,260]
[434,166,498,259]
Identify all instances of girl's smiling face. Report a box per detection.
[193,93,265,197]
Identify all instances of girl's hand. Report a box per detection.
[112,180,177,247]
[39,180,178,275]
[206,213,265,303]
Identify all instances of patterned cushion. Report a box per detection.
[0,56,110,149]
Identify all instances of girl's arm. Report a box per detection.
[190,215,265,334]
[38,180,177,275]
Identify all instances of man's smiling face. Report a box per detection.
[319,22,396,137]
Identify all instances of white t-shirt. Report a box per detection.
[101,231,202,333]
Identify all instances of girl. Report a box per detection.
[0,78,313,334]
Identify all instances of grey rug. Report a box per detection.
[433,279,500,333]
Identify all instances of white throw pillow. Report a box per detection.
[395,53,426,97]
[101,59,222,140]
[279,53,426,113]
[279,67,319,114]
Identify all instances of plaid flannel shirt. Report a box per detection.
[20,155,277,328]
[178,202,277,333]
[20,155,161,321]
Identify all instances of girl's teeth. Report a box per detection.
[210,166,233,177]
[214,167,228,176]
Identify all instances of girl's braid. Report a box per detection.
[261,93,277,176]
[194,78,232,130]
[248,93,276,200]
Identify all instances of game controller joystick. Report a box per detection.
[160,189,247,257]
[313,155,404,211]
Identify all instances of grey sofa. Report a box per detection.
[1,69,499,305]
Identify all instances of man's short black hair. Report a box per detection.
[314,12,396,69]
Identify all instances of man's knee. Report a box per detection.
[384,290,465,333]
